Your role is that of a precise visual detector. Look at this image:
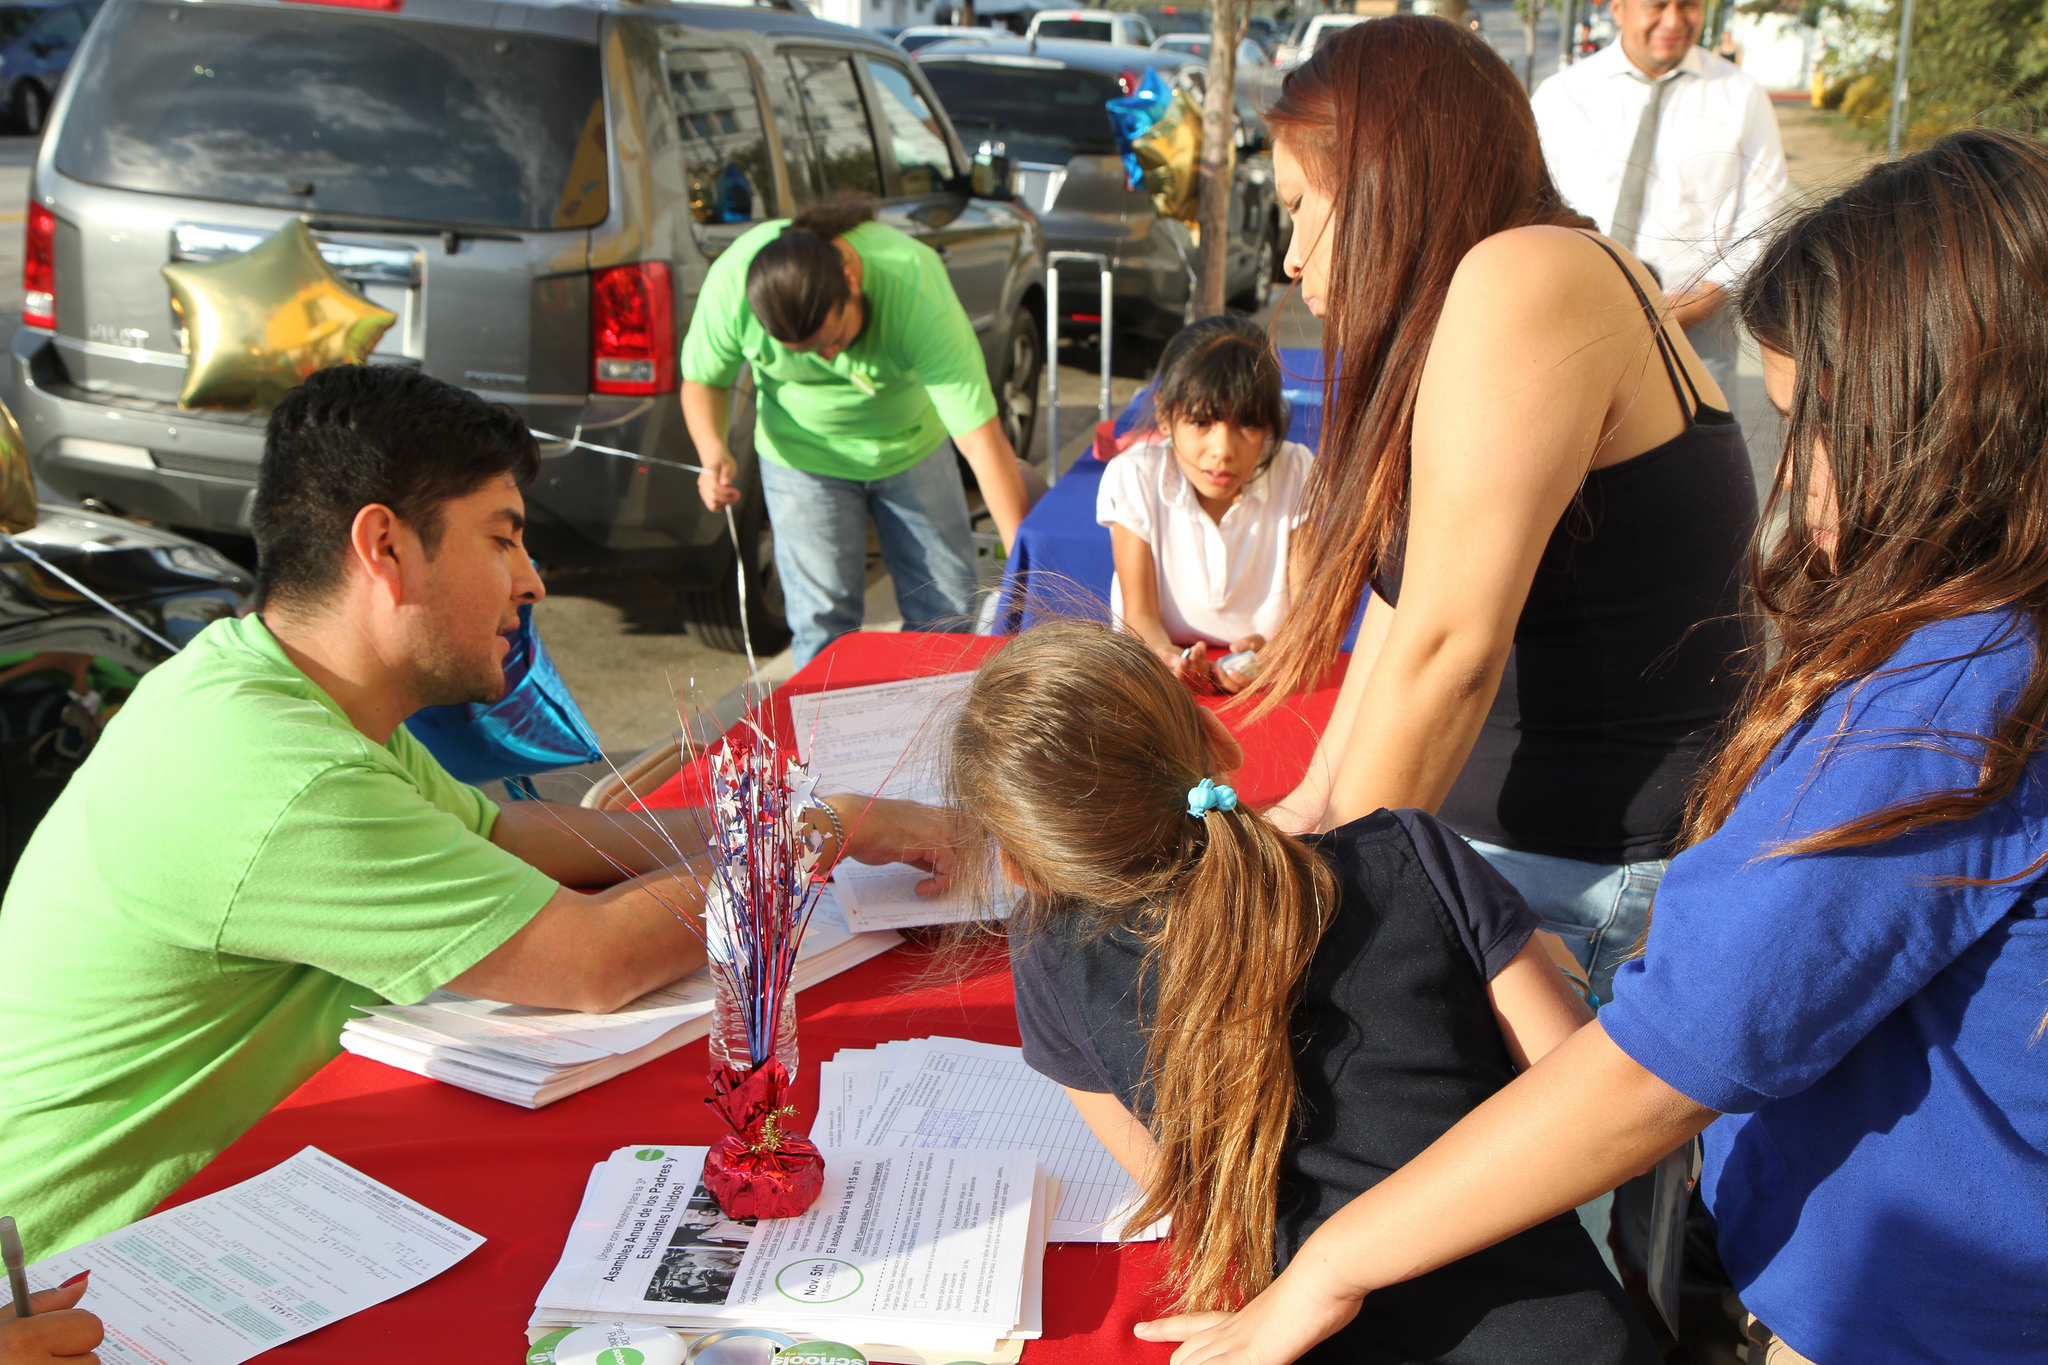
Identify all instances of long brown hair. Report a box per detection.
[1250,18,1592,704]
[1688,129,2048,853]
[745,194,877,343]
[946,621,1336,1311]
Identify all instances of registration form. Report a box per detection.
[26,1147,483,1365]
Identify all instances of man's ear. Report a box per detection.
[1195,705,1246,781]
[347,503,407,605]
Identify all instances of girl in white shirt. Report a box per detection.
[1098,315,1314,693]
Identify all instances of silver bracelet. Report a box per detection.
[810,799,847,858]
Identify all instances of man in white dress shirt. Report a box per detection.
[1530,0,1788,401]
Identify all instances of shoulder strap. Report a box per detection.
[1576,231,1705,420]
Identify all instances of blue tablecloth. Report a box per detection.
[994,347,1350,638]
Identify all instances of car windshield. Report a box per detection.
[1034,18,1114,40]
[53,1,608,232]
[919,61,1121,163]
[1159,36,1205,53]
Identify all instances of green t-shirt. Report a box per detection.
[0,616,557,1259]
[680,219,998,481]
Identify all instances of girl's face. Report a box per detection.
[1165,414,1272,513]
[1275,138,1335,318]
[1761,346,1839,551]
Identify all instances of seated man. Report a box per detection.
[0,366,945,1260]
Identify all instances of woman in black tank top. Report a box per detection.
[1243,20,1755,1005]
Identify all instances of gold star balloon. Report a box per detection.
[161,219,397,411]
[0,399,36,534]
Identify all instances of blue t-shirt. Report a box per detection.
[1602,611,2048,1363]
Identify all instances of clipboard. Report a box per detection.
[1645,1137,1704,1337]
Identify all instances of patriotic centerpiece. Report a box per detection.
[688,721,830,1220]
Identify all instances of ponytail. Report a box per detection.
[745,194,878,344]
[947,620,1335,1311]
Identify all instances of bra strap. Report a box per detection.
[1576,230,1705,420]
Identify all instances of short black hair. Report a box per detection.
[1153,314,1286,435]
[745,195,877,344]
[253,365,539,610]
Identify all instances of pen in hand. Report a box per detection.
[0,1215,30,1319]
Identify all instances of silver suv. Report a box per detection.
[14,0,1046,649]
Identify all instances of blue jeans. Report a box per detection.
[1464,840,1667,1009]
[758,441,979,668]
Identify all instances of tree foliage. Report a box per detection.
[1824,0,2048,144]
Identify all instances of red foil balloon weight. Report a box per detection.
[703,1059,825,1220]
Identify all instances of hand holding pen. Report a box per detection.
[0,1219,102,1364]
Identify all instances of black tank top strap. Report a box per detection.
[1576,231,1707,422]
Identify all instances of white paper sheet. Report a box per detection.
[854,1037,1164,1243]
[788,675,1013,932]
[25,1147,483,1365]
[533,1144,1038,1355]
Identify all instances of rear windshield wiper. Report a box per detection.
[301,213,525,255]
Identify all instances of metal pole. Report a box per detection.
[1045,261,1060,486]
[1043,250,1112,486]
[1887,0,1915,157]
[1556,0,1575,72]
[1098,266,1113,432]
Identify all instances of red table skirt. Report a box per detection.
[159,631,1342,1362]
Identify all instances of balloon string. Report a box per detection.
[527,427,704,474]
[726,505,762,701]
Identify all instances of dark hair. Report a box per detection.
[1153,313,1287,438]
[745,195,878,344]
[253,365,539,610]
[947,620,1335,1313]
[1250,18,1592,707]
[1687,129,2048,860]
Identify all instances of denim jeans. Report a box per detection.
[1464,840,1667,1011]
[758,441,979,668]
[1467,838,1667,1284]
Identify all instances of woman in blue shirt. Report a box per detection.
[1140,128,2048,1365]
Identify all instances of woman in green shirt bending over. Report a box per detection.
[682,198,1033,666]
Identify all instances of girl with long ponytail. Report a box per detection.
[947,620,1658,1363]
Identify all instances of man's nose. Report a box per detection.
[516,559,546,605]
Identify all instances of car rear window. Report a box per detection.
[53,1,607,232]
[1034,19,1114,40]
[919,61,1119,163]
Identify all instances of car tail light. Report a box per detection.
[283,0,402,10]
[23,201,53,328]
[591,262,676,396]
[1117,69,1143,95]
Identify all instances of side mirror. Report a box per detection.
[971,140,1015,200]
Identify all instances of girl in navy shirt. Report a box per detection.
[1142,128,2048,1365]
[948,620,1657,1364]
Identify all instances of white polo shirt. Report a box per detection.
[1530,43,1788,294]
[1097,434,1314,648]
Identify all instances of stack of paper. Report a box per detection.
[820,1036,1166,1243]
[340,890,900,1107]
[26,1148,481,1365]
[790,673,1019,932]
[530,1144,1048,1365]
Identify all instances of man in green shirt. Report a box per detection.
[683,198,1033,665]
[0,366,950,1261]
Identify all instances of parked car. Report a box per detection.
[895,22,1005,50]
[918,39,1283,345]
[1140,6,1208,34]
[1152,31,1268,68]
[1024,9,1157,46]
[0,494,252,884]
[16,0,1045,654]
[0,0,97,134]
[1276,11,1369,67]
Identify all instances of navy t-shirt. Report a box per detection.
[1014,809,1659,1365]
[1602,611,2048,1362]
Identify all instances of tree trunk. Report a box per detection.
[1524,15,1537,90]
[1196,0,1242,317]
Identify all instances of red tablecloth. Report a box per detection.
[159,631,1341,1363]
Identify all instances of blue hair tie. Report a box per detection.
[1186,778,1239,818]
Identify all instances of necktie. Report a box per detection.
[1610,73,1677,251]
